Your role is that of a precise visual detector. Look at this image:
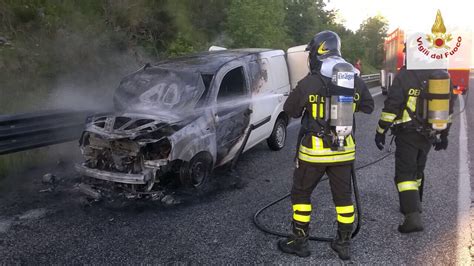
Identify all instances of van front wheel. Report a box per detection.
[267,118,287,151]
[179,152,213,189]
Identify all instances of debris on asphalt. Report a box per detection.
[77,183,101,200]
[18,208,48,220]
[161,194,180,206]
[0,218,14,233]
[42,173,56,184]
[39,188,54,193]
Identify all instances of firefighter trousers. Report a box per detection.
[394,131,432,214]
[290,160,354,229]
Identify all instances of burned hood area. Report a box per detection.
[76,50,269,200]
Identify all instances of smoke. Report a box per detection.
[45,30,152,112]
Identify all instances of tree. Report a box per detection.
[226,0,288,49]
[356,15,388,69]
[284,0,339,46]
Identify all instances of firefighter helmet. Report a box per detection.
[306,30,342,60]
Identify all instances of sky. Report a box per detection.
[325,0,473,32]
[325,0,473,66]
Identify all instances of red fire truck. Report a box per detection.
[381,28,470,95]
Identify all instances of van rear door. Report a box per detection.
[287,45,310,90]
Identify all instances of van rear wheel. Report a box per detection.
[267,118,287,151]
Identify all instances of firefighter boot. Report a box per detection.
[278,222,310,257]
[398,212,424,233]
[331,223,353,261]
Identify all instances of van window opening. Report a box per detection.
[217,67,246,102]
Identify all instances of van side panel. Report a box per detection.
[245,50,290,151]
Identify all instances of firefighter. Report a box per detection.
[374,63,454,233]
[278,30,374,260]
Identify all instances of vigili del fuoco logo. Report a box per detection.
[416,10,463,60]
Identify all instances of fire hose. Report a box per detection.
[252,147,394,242]
[252,87,470,242]
[239,87,470,242]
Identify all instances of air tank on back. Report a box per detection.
[329,62,355,150]
[427,70,450,130]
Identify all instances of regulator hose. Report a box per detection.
[252,150,394,242]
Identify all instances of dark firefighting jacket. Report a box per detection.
[376,66,454,136]
[284,73,374,165]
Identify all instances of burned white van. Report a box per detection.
[75,49,291,193]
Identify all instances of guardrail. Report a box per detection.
[0,110,91,155]
[0,74,381,155]
[361,73,380,84]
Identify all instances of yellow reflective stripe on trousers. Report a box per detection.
[397,181,419,192]
[293,204,312,212]
[376,125,385,134]
[298,152,355,163]
[416,179,422,187]
[319,103,324,118]
[380,112,397,122]
[293,213,311,223]
[337,214,355,224]
[336,205,354,214]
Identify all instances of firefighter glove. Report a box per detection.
[375,132,385,150]
[434,130,448,151]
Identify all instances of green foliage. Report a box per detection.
[0,0,390,179]
[356,15,389,69]
[226,0,288,49]
[284,0,318,45]
[167,33,196,57]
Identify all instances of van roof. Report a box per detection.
[152,49,279,73]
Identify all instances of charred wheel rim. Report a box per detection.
[275,122,286,148]
[190,161,208,187]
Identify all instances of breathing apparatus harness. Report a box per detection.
[256,60,367,242]
[300,60,357,152]
[392,69,452,144]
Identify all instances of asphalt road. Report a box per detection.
[0,83,472,264]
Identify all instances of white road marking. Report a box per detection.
[457,96,471,263]
[372,91,383,97]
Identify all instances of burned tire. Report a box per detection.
[179,152,213,189]
[267,117,287,151]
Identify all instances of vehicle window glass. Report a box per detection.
[114,68,205,113]
[249,59,270,93]
[269,55,289,89]
[217,67,246,102]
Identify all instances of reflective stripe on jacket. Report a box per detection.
[298,135,355,164]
